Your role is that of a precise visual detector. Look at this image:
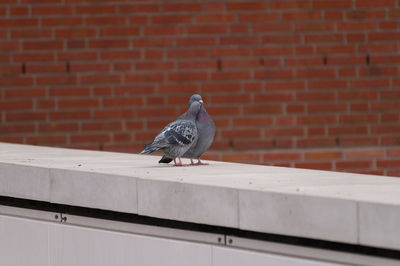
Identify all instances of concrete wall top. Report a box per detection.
[0,142,399,250]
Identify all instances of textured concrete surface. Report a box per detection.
[0,142,400,250]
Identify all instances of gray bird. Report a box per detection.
[140,100,201,166]
[159,94,215,165]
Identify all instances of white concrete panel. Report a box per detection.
[212,246,344,266]
[359,202,400,250]
[0,215,49,266]
[138,179,238,228]
[0,162,50,201]
[50,169,137,213]
[239,190,358,243]
[49,223,212,266]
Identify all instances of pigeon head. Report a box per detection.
[189,94,203,107]
[188,100,202,116]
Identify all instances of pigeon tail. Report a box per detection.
[140,143,159,154]
[159,155,173,164]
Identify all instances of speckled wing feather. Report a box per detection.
[157,120,197,146]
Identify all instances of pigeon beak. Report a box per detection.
[199,100,204,105]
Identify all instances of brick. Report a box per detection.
[56,28,96,38]
[296,69,336,78]
[163,3,202,12]
[195,14,235,23]
[316,45,355,54]
[37,100,56,109]
[271,0,310,9]
[305,151,342,160]
[89,39,129,49]
[76,5,116,14]
[188,25,228,35]
[159,84,197,93]
[212,94,251,104]
[0,77,33,87]
[239,13,280,22]
[168,72,207,82]
[233,140,274,150]
[328,56,365,65]
[58,99,99,109]
[0,124,35,134]
[285,58,324,67]
[305,34,344,43]
[152,15,191,24]
[345,149,385,159]
[26,63,66,73]
[23,41,63,50]
[222,153,261,164]
[83,122,123,131]
[254,23,292,33]
[11,29,52,39]
[26,136,67,145]
[51,111,91,121]
[339,114,378,124]
[177,37,216,46]
[119,4,158,13]
[283,11,323,20]
[308,103,347,113]
[313,0,352,8]
[70,63,110,72]
[350,79,389,89]
[371,125,400,134]
[144,25,184,36]
[32,6,72,15]
[137,107,176,118]
[243,105,283,115]
[325,11,344,20]
[211,71,250,81]
[129,16,148,24]
[336,161,372,169]
[134,37,174,47]
[81,74,120,84]
[295,162,333,170]
[308,80,347,90]
[100,27,140,37]
[265,128,304,137]
[308,127,325,136]
[58,51,98,61]
[103,97,142,107]
[37,76,77,86]
[267,81,305,90]
[114,85,154,95]
[227,2,267,10]
[71,134,111,143]
[264,152,302,161]
[347,33,365,43]
[50,87,90,97]
[0,100,33,111]
[297,92,336,101]
[42,17,82,27]
[360,67,398,77]
[220,36,259,45]
[6,112,46,122]
[179,60,217,70]
[0,65,22,75]
[126,121,143,130]
[339,137,378,147]
[222,129,261,139]
[206,106,241,115]
[356,0,395,8]
[126,73,164,83]
[329,126,368,136]
[244,82,263,92]
[10,7,29,16]
[101,50,140,60]
[262,35,300,44]
[0,18,38,28]
[337,22,376,31]
[369,32,400,42]
[297,115,337,125]
[39,123,79,133]
[359,44,398,53]
[5,88,46,98]
[287,104,305,113]
[94,109,134,119]
[167,48,208,58]
[211,47,251,57]
[254,70,293,79]
[338,90,377,100]
[86,16,126,26]
[233,117,273,127]
[297,138,336,148]
[254,93,293,103]
[202,83,241,93]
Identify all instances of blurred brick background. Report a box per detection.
[1,0,400,176]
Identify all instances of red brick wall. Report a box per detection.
[1,0,400,176]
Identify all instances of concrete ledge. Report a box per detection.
[0,143,399,250]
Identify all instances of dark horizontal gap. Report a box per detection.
[1,195,399,261]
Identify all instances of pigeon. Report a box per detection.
[140,100,202,166]
[159,94,215,165]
